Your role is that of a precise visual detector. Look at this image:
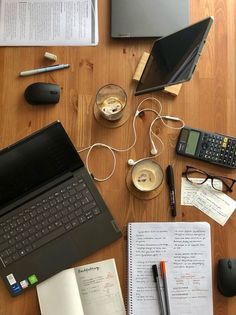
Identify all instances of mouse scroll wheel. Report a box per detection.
[228,260,232,269]
[50,91,58,95]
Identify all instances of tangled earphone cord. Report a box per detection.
[77,97,185,182]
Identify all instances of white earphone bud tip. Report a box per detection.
[128,159,135,166]
[151,148,158,155]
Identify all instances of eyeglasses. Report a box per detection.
[182,165,236,193]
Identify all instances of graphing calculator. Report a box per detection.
[176,127,236,168]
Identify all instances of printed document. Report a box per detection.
[127,222,213,315]
[0,0,98,46]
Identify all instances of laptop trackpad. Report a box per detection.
[31,237,79,279]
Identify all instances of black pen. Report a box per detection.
[152,264,165,315]
[166,165,177,217]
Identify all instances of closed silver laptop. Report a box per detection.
[111,0,189,38]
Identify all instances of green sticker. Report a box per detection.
[28,274,38,285]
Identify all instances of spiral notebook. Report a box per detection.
[127,222,213,315]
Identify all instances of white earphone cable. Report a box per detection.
[78,97,185,181]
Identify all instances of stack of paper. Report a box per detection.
[0,0,98,46]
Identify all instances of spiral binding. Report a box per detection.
[127,223,133,315]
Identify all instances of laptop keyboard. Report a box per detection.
[0,176,102,267]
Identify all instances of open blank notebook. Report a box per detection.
[127,222,213,315]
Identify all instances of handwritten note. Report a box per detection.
[37,258,126,315]
[75,259,126,315]
[181,177,222,206]
[128,222,213,315]
[192,186,236,225]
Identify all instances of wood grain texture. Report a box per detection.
[0,0,236,314]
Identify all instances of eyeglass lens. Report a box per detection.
[185,168,208,185]
[184,167,235,192]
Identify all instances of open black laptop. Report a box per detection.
[0,121,122,296]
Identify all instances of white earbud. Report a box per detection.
[128,159,135,166]
[150,139,158,155]
[150,146,158,155]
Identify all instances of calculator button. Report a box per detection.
[201,142,208,150]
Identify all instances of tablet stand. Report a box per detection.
[133,52,182,96]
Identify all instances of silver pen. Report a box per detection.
[160,261,171,315]
[19,64,70,77]
[152,264,165,315]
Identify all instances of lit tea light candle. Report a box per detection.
[99,96,124,120]
[96,84,127,121]
[131,160,164,192]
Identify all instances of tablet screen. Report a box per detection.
[135,17,214,95]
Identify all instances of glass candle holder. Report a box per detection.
[131,160,164,192]
[96,84,127,121]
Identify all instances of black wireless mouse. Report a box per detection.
[24,82,60,105]
[217,258,236,297]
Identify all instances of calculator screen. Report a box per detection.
[185,130,200,155]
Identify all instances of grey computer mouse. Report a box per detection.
[217,258,236,297]
[24,82,60,105]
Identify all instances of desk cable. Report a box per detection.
[77,97,185,182]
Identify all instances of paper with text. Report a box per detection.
[0,0,98,46]
[75,259,126,315]
[181,177,222,206]
[37,258,126,315]
[192,186,236,225]
[128,222,213,315]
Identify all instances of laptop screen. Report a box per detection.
[135,17,214,95]
[0,122,83,212]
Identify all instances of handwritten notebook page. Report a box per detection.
[75,258,126,315]
[37,258,126,315]
[128,222,213,315]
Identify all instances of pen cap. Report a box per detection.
[166,165,175,187]
[152,264,158,281]
[44,52,57,62]
[160,261,167,276]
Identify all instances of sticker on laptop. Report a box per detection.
[6,273,16,286]
[11,283,22,294]
[20,279,29,289]
[28,274,38,285]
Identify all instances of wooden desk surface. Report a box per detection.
[0,0,236,314]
